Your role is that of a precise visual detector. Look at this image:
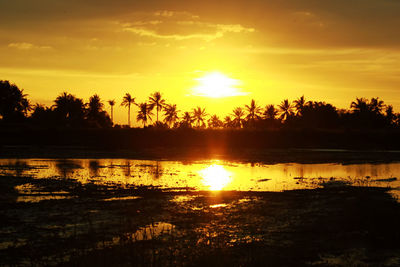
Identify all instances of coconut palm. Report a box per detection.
[163,103,180,128]
[208,114,223,128]
[385,105,395,125]
[121,93,135,127]
[108,100,115,124]
[263,104,278,120]
[149,91,166,123]
[136,102,154,127]
[87,94,103,116]
[350,98,369,113]
[231,107,245,128]
[369,97,385,114]
[192,106,208,128]
[224,116,234,128]
[53,92,85,126]
[293,95,307,116]
[245,99,262,122]
[278,99,294,121]
[181,111,194,128]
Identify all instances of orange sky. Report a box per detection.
[1,0,400,126]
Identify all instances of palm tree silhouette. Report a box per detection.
[263,104,278,120]
[293,95,307,116]
[181,111,194,128]
[350,98,369,113]
[369,97,385,114]
[108,100,115,124]
[163,103,180,128]
[149,91,166,124]
[192,106,207,128]
[137,102,154,127]
[278,99,293,121]
[245,99,262,123]
[224,116,234,128]
[208,114,223,128]
[87,94,103,116]
[121,93,135,127]
[231,107,245,128]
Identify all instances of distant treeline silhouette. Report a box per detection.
[1,79,399,130]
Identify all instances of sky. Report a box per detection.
[1,0,400,125]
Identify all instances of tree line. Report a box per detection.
[1,80,399,130]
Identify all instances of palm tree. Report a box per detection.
[245,99,262,122]
[136,102,154,127]
[231,107,245,128]
[149,91,166,123]
[108,100,115,124]
[293,95,307,116]
[181,111,194,128]
[208,114,223,128]
[87,94,104,116]
[192,106,207,128]
[350,97,369,113]
[163,103,180,128]
[263,104,278,120]
[54,92,85,126]
[121,93,135,127]
[385,105,395,125]
[278,99,293,121]
[224,116,234,128]
[369,97,385,114]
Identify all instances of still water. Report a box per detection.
[1,158,400,193]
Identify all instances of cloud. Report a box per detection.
[8,42,52,50]
[119,11,255,42]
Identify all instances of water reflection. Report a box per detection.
[199,164,232,191]
[1,158,400,193]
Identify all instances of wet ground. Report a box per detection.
[1,171,400,266]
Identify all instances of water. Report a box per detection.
[1,158,399,194]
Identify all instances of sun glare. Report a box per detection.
[199,164,232,191]
[191,72,247,98]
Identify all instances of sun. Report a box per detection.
[191,72,247,98]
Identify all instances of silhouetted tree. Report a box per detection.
[137,102,154,127]
[54,92,85,127]
[278,99,293,121]
[385,105,395,127]
[149,91,166,124]
[208,114,223,128]
[231,107,245,128]
[192,107,207,128]
[224,116,234,128]
[121,93,135,127]
[180,111,194,128]
[86,94,111,128]
[350,97,369,113]
[263,104,278,120]
[293,95,308,116]
[369,97,385,114]
[163,103,179,128]
[108,100,115,124]
[245,99,262,124]
[0,80,31,122]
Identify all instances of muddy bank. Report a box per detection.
[1,175,400,266]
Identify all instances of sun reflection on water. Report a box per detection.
[199,164,232,191]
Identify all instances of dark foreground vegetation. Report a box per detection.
[1,174,400,266]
